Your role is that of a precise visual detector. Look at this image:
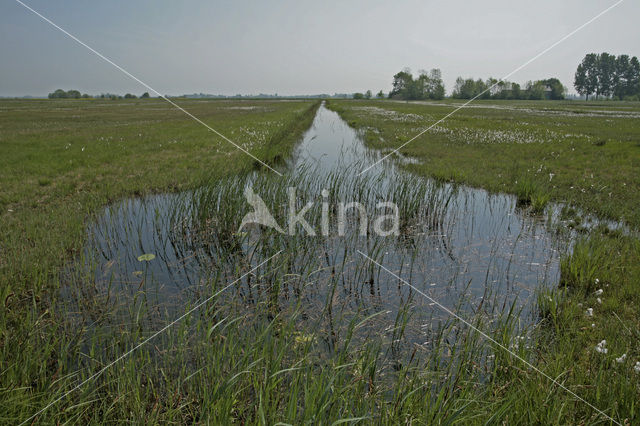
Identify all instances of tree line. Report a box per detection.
[574,53,640,100]
[387,68,446,100]
[363,69,566,101]
[353,90,387,100]
[452,77,565,100]
[48,89,91,99]
[48,89,150,99]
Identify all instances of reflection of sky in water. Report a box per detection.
[65,103,567,345]
[289,105,561,311]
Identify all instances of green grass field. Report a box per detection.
[328,99,640,227]
[0,98,317,292]
[0,98,322,423]
[1,97,639,424]
[328,98,640,424]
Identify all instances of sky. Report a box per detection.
[1,0,639,97]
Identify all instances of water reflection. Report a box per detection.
[63,103,567,351]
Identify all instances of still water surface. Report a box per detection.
[65,103,566,350]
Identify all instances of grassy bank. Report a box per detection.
[327,99,640,227]
[0,98,318,291]
[0,98,320,423]
[327,98,640,423]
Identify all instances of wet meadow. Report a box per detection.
[1,97,639,424]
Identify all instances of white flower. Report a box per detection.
[586,308,593,317]
[595,289,603,296]
[595,340,608,354]
[616,354,627,364]
[635,362,640,373]
[591,323,596,328]
[597,298,602,304]
[595,278,600,284]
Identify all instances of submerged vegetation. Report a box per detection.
[1,96,639,424]
[328,98,640,423]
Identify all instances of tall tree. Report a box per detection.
[452,77,465,99]
[575,53,599,100]
[475,79,489,99]
[597,52,617,98]
[511,82,521,99]
[453,78,479,99]
[619,56,640,99]
[613,54,630,99]
[629,56,640,98]
[428,68,445,100]
[415,70,430,100]
[389,69,413,99]
[574,63,588,99]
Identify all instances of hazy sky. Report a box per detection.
[1,0,639,97]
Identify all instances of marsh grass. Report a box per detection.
[514,177,537,206]
[3,99,638,424]
[326,99,640,423]
[30,107,558,423]
[0,98,323,423]
[47,249,540,424]
[327,99,640,227]
[45,110,574,423]
[514,176,550,214]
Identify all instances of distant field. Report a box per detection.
[329,99,640,227]
[0,98,315,211]
[0,98,316,285]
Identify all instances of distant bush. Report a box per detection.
[48,89,87,99]
[47,90,155,100]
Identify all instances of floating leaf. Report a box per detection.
[294,333,314,344]
[137,253,156,262]
[132,270,143,277]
